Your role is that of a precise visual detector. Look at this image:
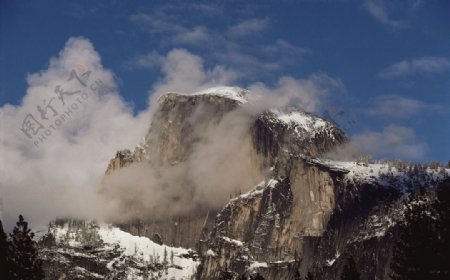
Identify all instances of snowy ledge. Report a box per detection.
[162,86,249,104]
[230,179,279,203]
[311,158,450,188]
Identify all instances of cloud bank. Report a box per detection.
[0,37,150,229]
[1,35,428,230]
[0,36,345,227]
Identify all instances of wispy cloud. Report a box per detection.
[352,125,427,160]
[379,56,450,79]
[126,51,164,69]
[227,18,269,38]
[188,3,223,16]
[366,94,441,118]
[363,0,408,29]
[260,39,309,65]
[163,2,223,17]
[130,12,219,47]
[131,12,186,35]
[128,11,308,77]
[172,26,216,45]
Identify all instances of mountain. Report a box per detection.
[37,87,449,279]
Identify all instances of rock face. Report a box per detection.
[197,157,448,280]
[103,88,346,251]
[106,87,250,173]
[144,92,243,166]
[103,87,258,249]
[196,156,342,279]
[98,87,449,280]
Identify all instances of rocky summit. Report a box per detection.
[37,87,449,280]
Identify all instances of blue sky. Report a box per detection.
[1,0,449,162]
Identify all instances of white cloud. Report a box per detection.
[0,37,151,228]
[227,18,269,38]
[150,49,238,97]
[352,125,427,160]
[363,0,408,29]
[102,49,347,219]
[148,48,341,115]
[147,47,343,115]
[249,73,345,114]
[0,38,343,228]
[379,56,450,79]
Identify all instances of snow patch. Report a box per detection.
[326,251,340,266]
[230,179,279,202]
[271,109,335,140]
[206,249,216,257]
[249,261,268,270]
[221,236,244,247]
[168,86,249,103]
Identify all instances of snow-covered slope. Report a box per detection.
[39,221,199,279]
[271,108,335,140]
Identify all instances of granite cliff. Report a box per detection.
[38,87,449,280]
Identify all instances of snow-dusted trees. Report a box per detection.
[390,181,450,280]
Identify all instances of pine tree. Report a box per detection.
[0,220,11,279]
[340,256,360,280]
[8,215,44,280]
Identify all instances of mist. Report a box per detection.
[0,37,151,229]
[99,50,347,221]
[0,36,356,229]
[100,106,264,221]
